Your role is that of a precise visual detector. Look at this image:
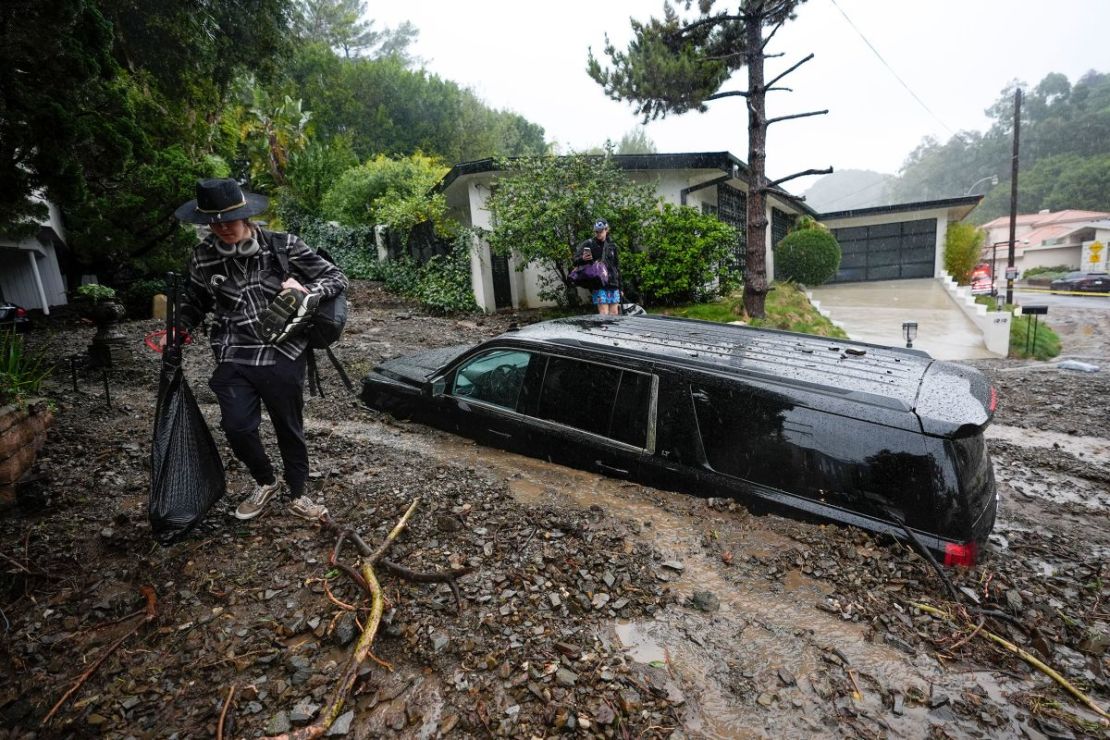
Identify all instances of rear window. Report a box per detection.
[691,382,932,519]
[535,356,651,448]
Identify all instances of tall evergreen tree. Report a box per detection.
[588,0,830,318]
[294,0,417,61]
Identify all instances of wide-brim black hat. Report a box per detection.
[175,178,269,224]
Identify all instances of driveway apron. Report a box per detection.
[808,278,996,360]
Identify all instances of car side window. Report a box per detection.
[691,382,931,517]
[451,349,532,410]
[533,356,652,447]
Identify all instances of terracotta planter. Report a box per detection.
[0,400,53,506]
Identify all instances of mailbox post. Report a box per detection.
[1021,304,1047,356]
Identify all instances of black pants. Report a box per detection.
[209,353,308,497]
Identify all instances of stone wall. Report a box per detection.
[0,401,53,505]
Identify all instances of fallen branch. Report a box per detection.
[217,684,236,740]
[912,602,1109,724]
[42,585,158,727]
[266,498,457,740]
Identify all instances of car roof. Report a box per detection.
[509,315,934,410]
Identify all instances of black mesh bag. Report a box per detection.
[149,274,225,544]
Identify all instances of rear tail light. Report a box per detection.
[944,540,977,567]
[988,386,998,413]
[15,308,27,318]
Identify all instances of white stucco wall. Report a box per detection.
[466,180,496,313]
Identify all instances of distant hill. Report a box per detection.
[802,169,895,213]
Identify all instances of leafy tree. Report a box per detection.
[320,153,447,230]
[288,48,547,162]
[585,127,659,155]
[485,154,659,305]
[891,71,1110,223]
[588,0,831,318]
[623,204,738,305]
[294,0,418,61]
[943,222,985,285]
[773,228,840,285]
[234,79,313,192]
[0,0,138,237]
[283,137,360,213]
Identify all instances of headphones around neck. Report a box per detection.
[214,235,260,259]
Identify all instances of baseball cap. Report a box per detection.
[594,219,609,232]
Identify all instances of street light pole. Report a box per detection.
[965,175,999,196]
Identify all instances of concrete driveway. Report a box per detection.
[808,279,995,361]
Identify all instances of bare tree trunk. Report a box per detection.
[743,16,769,319]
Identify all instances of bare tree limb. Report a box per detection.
[767,167,834,189]
[705,90,750,101]
[761,20,785,50]
[676,13,745,38]
[42,586,158,727]
[766,109,828,126]
[766,53,815,90]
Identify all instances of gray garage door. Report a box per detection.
[829,218,937,283]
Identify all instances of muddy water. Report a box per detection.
[311,417,1032,737]
[987,423,1110,461]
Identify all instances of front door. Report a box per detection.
[490,253,513,309]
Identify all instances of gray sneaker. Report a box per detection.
[289,495,328,521]
[234,480,281,520]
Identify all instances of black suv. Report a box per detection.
[361,315,998,565]
[1049,271,1110,293]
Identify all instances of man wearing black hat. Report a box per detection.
[573,219,621,315]
[174,178,348,521]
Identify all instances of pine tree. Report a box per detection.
[588,0,831,318]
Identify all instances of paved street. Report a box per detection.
[1012,288,1110,310]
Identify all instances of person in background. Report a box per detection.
[573,219,621,315]
[172,178,348,521]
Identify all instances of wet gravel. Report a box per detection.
[1,283,1107,738]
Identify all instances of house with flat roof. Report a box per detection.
[437,152,985,312]
[0,196,69,314]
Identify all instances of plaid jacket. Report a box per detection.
[179,227,349,366]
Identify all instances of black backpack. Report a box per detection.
[271,232,354,397]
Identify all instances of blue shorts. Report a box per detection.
[591,289,620,305]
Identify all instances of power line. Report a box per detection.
[828,0,965,141]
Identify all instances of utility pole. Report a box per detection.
[1006,88,1022,306]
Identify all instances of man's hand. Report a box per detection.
[282,277,309,294]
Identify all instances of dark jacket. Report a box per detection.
[179,226,348,366]
[573,235,620,287]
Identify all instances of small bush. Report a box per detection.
[416,233,479,314]
[277,199,379,279]
[76,284,117,301]
[1023,264,1074,278]
[0,331,49,404]
[944,222,985,284]
[623,204,739,306]
[774,229,841,286]
[122,279,166,320]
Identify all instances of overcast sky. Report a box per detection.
[372,1,1109,193]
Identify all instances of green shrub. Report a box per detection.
[1009,314,1061,360]
[773,229,841,285]
[320,153,446,228]
[122,279,166,320]
[76,283,117,301]
[943,222,985,284]
[0,331,50,404]
[416,233,479,314]
[623,204,739,306]
[1022,264,1074,278]
[276,199,379,279]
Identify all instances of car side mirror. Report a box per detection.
[430,378,446,398]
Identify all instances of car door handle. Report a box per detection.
[596,461,630,476]
[487,428,512,439]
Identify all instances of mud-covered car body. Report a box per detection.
[361,315,998,564]
[1049,271,1110,293]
